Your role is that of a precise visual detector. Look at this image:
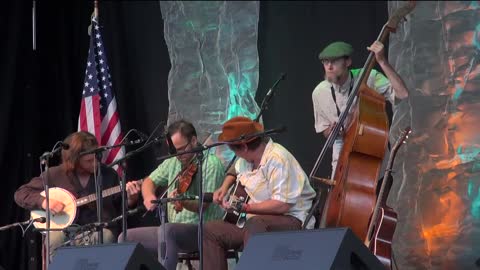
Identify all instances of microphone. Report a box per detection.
[128,132,147,144]
[128,205,147,215]
[39,142,70,161]
[0,217,46,231]
[111,205,146,222]
[265,73,286,101]
[255,73,286,122]
[85,205,147,229]
[59,142,70,150]
[133,129,149,142]
[263,126,287,136]
[39,152,51,161]
[165,131,177,154]
[122,129,149,145]
[202,193,213,203]
[229,126,287,144]
[179,193,213,203]
[21,217,46,225]
[30,217,46,224]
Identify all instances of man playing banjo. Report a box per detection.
[14,131,142,256]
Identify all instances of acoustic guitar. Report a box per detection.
[364,127,411,268]
[223,181,250,228]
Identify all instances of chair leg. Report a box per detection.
[185,259,193,270]
[41,234,46,270]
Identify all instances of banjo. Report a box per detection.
[30,180,142,230]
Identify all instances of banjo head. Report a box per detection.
[30,187,77,230]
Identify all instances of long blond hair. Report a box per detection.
[61,131,98,173]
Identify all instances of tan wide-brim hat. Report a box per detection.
[218,116,264,145]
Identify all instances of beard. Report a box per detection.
[325,73,342,84]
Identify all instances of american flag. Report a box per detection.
[78,17,125,175]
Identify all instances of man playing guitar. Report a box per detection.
[14,131,142,256]
[203,116,316,270]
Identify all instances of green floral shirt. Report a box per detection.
[149,152,225,224]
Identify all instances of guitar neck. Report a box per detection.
[365,128,410,243]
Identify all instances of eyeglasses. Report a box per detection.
[175,141,191,152]
[321,57,346,66]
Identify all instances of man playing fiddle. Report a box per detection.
[118,119,225,270]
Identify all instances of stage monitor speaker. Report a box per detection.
[236,227,384,270]
[49,242,165,270]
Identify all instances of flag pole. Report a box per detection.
[91,0,129,243]
[94,0,98,20]
[92,0,105,246]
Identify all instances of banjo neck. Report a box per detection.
[76,179,143,207]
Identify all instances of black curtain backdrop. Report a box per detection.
[0,1,387,269]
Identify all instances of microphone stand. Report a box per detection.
[58,226,84,248]
[256,73,286,122]
[93,151,103,244]
[77,205,146,236]
[151,127,286,270]
[151,196,203,204]
[150,148,206,269]
[150,157,197,263]
[0,218,45,231]
[223,73,286,174]
[158,189,168,262]
[118,160,127,242]
[154,133,212,264]
[39,154,52,269]
[197,150,205,270]
[153,127,287,166]
[106,135,166,241]
[38,143,67,269]
[73,138,159,243]
[57,202,140,248]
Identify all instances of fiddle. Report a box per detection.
[169,134,212,212]
[177,162,198,194]
[171,160,198,213]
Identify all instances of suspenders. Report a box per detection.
[330,70,354,117]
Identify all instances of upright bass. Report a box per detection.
[304,0,415,264]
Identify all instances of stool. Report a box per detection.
[177,250,239,270]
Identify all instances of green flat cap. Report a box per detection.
[318,41,353,60]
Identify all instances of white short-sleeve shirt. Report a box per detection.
[234,139,317,228]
